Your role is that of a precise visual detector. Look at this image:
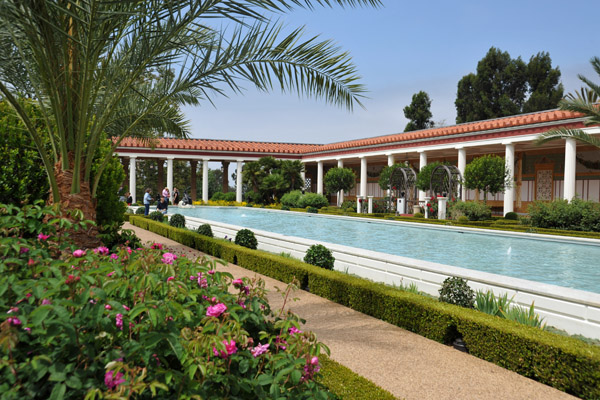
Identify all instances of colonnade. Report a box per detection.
[306,138,579,216]
[126,157,244,205]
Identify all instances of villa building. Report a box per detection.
[115,108,600,215]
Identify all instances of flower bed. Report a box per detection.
[129,215,600,399]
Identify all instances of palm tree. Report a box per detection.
[0,0,380,245]
[535,57,600,163]
[280,160,305,191]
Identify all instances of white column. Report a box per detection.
[456,147,466,201]
[564,137,577,202]
[236,160,243,203]
[166,157,174,203]
[387,153,395,167]
[317,161,324,195]
[336,159,344,206]
[418,151,427,201]
[360,156,368,198]
[300,164,306,183]
[202,159,209,202]
[503,142,515,215]
[129,156,137,204]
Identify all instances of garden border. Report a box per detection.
[130,215,600,399]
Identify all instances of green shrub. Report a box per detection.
[341,200,357,212]
[413,212,424,218]
[149,211,164,222]
[306,206,318,214]
[298,193,329,209]
[169,213,186,228]
[280,190,303,208]
[130,215,600,399]
[449,201,492,221]
[438,277,475,308]
[211,191,225,201]
[281,205,290,211]
[224,192,236,201]
[457,215,469,224]
[235,228,258,250]
[528,198,600,232]
[504,211,519,220]
[196,223,214,238]
[135,207,145,215]
[304,244,335,270]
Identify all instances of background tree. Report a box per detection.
[535,56,600,169]
[280,160,305,191]
[0,0,379,245]
[463,155,510,203]
[403,91,434,131]
[455,47,562,123]
[415,161,446,193]
[324,167,356,206]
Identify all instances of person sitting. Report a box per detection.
[157,196,168,214]
[125,192,133,206]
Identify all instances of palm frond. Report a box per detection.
[535,127,600,148]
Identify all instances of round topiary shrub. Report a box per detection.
[304,244,335,270]
[413,212,424,218]
[438,277,475,308]
[297,193,329,209]
[149,211,164,222]
[281,205,290,211]
[235,229,258,250]
[457,216,469,224]
[504,211,519,220]
[306,206,318,214]
[135,207,145,215]
[169,213,186,228]
[196,223,213,238]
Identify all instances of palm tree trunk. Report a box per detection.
[47,157,101,248]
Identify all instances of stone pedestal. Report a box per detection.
[424,197,432,219]
[356,197,362,214]
[368,196,373,214]
[437,197,448,220]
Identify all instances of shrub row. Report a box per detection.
[129,216,600,399]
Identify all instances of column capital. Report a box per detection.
[384,152,393,157]
[454,145,464,150]
[359,155,366,159]
[129,155,137,160]
[501,140,514,146]
[417,150,427,154]
[236,159,244,163]
[166,156,175,160]
[202,158,210,162]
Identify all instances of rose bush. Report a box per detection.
[0,204,332,399]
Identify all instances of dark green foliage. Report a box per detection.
[463,155,510,202]
[297,193,329,209]
[340,200,357,212]
[415,161,447,192]
[281,190,303,208]
[169,213,186,228]
[413,212,424,218]
[306,206,318,213]
[149,211,164,222]
[439,277,475,308]
[242,157,305,205]
[0,101,49,205]
[130,215,600,399]
[449,201,492,221]
[304,244,335,270]
[135,207,145,214]
[323,167,356,195]
[93,138,127,229]
[235,228,258,250]
[196,223,213,237]
[403,91,434,132]
[504,211,519,220]
[281,205,290,211]
[455,47,562,123]
[528,199,600,232]
[99,227,142,250]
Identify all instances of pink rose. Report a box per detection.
[110,254,119,260]
[37,233,50,241]
[72,249,85,258]
[206,303,227,317]
[251,343,270,357]
[167,276,175,282]
[162,252,177,265]
[104,370,126,390]
[232,278,243,287]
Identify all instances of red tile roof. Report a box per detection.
[115,109,584,156]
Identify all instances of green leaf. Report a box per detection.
[239,359,249,374]
[256,374,273,386]
[48,383,66,400]
[30,305,53,325]
[66,374,82,389]
[291,369,302,385]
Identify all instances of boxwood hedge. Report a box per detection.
[129,216,600,399]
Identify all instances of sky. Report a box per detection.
[182,0,600,145]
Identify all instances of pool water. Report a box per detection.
[173,207,600,294]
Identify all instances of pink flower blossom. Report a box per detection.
[251,343,270,357]
[110,254,119,260]
[167,276,175,282]
[105,304,112,310]
[20,247,29,254]
[107,271,115,277]
[196,273,208,288]
[25,293,32,298]
[115,313,123,330]
[122,305,130,311]
[7,307,18,314]
[7,317,21,326]
[162,252,177,265]
[232,278,243,287]
[104,370,126,390]
[237,301,246,309]
[213,340,237,358]
[93,246,109,256]
[126,247,132,255]
[288,326,303,335]
[41,299,51,305]
[206,303,227,317]
[24,327,31,332]
[72,249,86,258]
[150,243,163,250]
[37,233,50,241]
[207,270,215,275]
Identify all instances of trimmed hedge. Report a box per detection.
[129,216,600,399]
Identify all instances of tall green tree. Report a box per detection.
[455,47,562,123]
[535,56,600,169]
[0,0,379,245]
[280,160,305,191]
[324,167,356,206]
[403,91,434,131]
[463,155,510,203]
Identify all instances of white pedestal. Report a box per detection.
[368,196,374,214]
[356,197,362,214]
[424,197,432,219]
[437,197,448,220]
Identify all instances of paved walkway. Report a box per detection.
[124,223,577,400]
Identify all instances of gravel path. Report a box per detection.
[124,222,577,400]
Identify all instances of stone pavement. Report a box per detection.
[124,222,577,400]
